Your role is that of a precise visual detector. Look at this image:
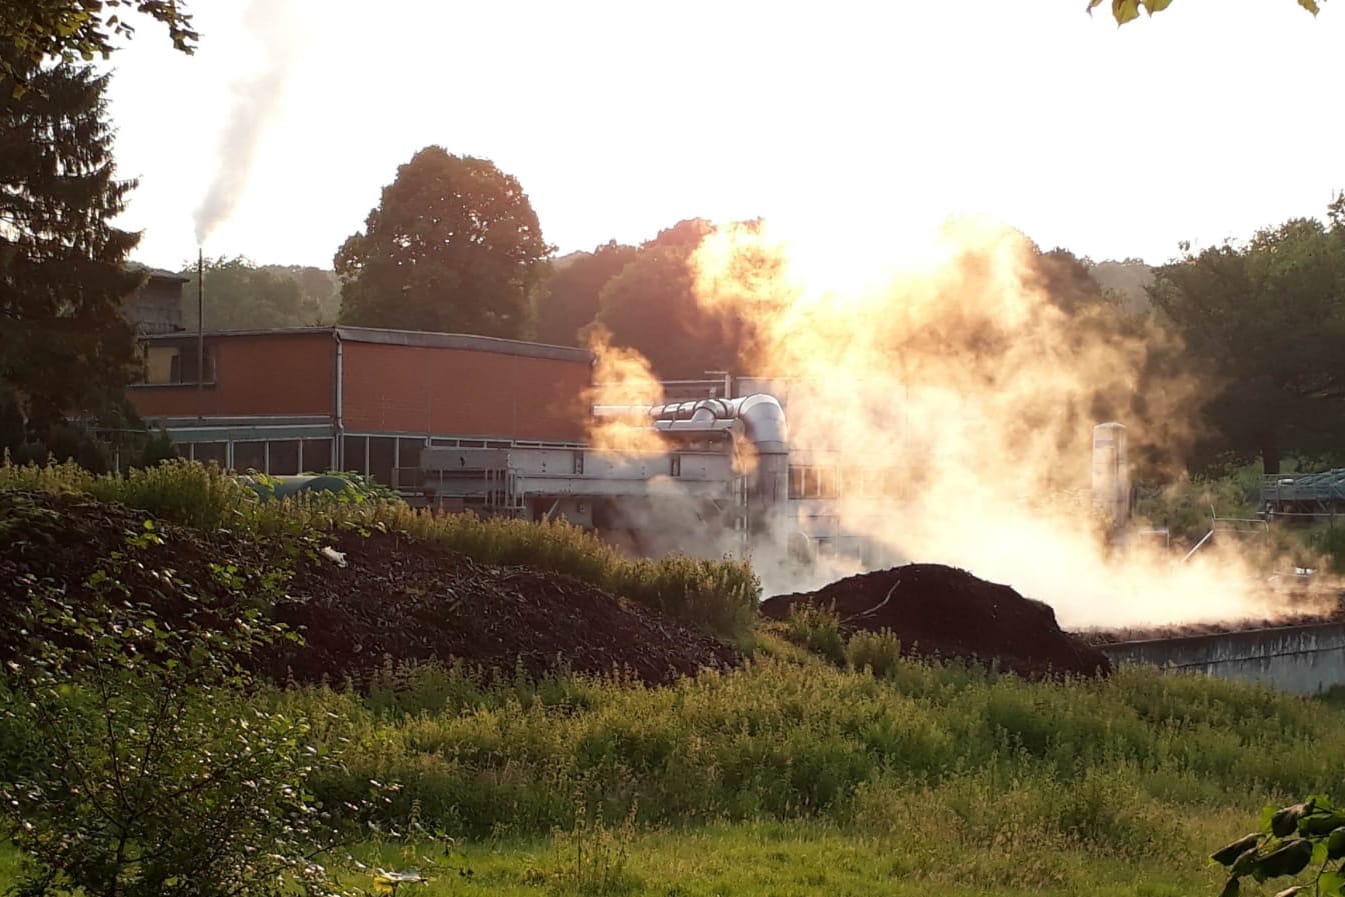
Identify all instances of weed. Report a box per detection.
[784,604,846,665]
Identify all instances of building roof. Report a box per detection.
[138,325,593,364]
[128,263,189,283]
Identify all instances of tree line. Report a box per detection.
[3,5,1343,478]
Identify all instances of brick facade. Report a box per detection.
[128,327,592,480]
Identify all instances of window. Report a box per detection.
[190,442,226,466]
[141,344,216,385]
[368,437,396,486]
[787,466,840,500]
[268,440,300,476]
[301,438,332,474]
[341,436,368,474]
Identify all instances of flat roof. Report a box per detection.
[139,325,592,364]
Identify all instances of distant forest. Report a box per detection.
[176,258,342,331]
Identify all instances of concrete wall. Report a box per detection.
[1099,622,1345,695]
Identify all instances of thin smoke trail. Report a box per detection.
[193,0,301,246]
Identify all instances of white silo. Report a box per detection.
[1091,422,1129,526]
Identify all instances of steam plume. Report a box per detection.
[681,216,1315,629]
[193,0,301,246]
[583,327,672,455]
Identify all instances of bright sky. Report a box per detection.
[103,0,1341,272]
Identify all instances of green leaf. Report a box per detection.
[1319,871,1345,897]
[1113,0,1142,23]
[1299,0,1320,14]
[1141,0,1174,12]
[1219,876,1240,897]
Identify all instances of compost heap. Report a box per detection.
[761,564,1111,678]
[0,491,738,686]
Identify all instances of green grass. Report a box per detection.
[341,817,1231,897]
[0,819,1230,897]
[275,655,1345,855]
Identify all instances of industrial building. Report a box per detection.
[129,326,592,483]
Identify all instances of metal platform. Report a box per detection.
[1261,470,1345,518]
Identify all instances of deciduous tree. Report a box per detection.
[589,219,752,379]
[1150,215,1345,473]
[1088,0,1321,26]
[535,241,637,346]
[1,1,196,86]
[335,147,550,339]
[179,256,325,331]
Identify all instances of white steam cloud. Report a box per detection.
[193,0,301,246]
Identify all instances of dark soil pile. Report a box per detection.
[274,528,740,685]
[761,564,1111,678]
[0,491,738,686]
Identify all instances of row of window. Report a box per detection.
[787,465,906,500]
[179,435,429,484]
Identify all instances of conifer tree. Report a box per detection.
[0,51,144,441]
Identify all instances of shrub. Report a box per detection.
[783,605,846,666]
[0,533,366,897]
[137,427,180,468]
[847,628,902,677]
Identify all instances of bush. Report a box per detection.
[783,605,846,666]
[847,628,902,677]
[0,533,365,897]
[137,427,180,468]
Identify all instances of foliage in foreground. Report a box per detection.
[1089,0,1322,27]
[0,520,363,897]
[0,458,759,640]
[1211,796,1345,897]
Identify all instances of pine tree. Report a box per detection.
[0,50,144,440]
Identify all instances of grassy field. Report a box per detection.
[342,819,1233,897]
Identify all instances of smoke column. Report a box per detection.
[193,0,302,246]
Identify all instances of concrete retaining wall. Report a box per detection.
[1098,622,1345,695]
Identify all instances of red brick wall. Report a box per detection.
[341,342,589,442]
[129,333,334,419]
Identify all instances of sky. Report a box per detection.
[102,0,1343,272]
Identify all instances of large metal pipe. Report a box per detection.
[592,394,789,454]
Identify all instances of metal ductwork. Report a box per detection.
[592,394,789,454]
[591,393,790,533]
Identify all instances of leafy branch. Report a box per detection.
[1212,796,1345,897]
[1087,0,1322,26]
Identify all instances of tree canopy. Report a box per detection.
[587,219,755,380]
[0,53,143,449]
[535,241,638,347]
[1150,212,1345,473]
[1088,0,1321,26]
[335,147,551,339]
[179,257,337,331]
[1,0,195,85]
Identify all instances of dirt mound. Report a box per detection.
[761,564,1111,678]
[273,529,740,685]
[0,491,738,686]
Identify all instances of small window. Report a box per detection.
[670,454,682,477]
